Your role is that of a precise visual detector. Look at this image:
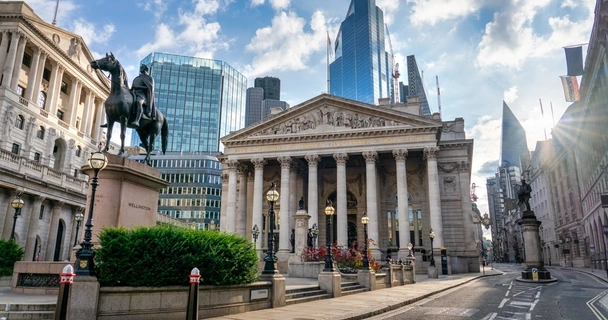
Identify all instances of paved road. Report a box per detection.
[369,264,608,320]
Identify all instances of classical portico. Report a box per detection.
[219,94,478,274]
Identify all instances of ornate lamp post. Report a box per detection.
[429,229,436,267]
[75,151,108,276]
[323,200,335,272]
[9,195,24,241]
[252,224,260,248]
[73,210,84,247]
[361,211,370,270]
[311,223,319,248]
[263,183,279,274]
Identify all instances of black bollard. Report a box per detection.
[54,264,75,320]
[186,267,200,320]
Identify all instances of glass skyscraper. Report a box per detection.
[406,55,431,115]
[329,0,393,105]
[500,101,529,168]
[132,52,247,152]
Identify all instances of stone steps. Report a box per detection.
[285,285,331,305]
[0,303,56,320]
[341,281,367,296]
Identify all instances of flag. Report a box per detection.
[564,46,584,76]
[560,75,580,102]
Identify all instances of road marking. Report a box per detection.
[505,290,510,296]
[526,313,531,320]
[586,290,608,320]
[529,299,539,311]
[481,313,497,320]
[498,298,509,308]
[535,291,540,299]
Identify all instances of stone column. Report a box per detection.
[289,162,298,233]
[394,149,411,259]
[24,196,45,261]
[81,91,93,133]
[29,50,47,97]
[425,147,443,248]
[305,154,320,229]
[45,201,63,261]
[25,47,42,101]
[0,31,9,68]
[90,97,103,141]
[9,34,27,91]
[48,66,64,115]
[277,156,291,258]
[334,153,348,246]
[69,80,82,126]
[45,62,59,110]
[251,158,266,251]
[65,79,79,124]
[363,151,380,258]
[224,159,239,233]
[459,162,477,254]
[236,164,248,236]
[1,31,21,88]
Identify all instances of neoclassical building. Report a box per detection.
[0,2,109,261]
[219,94,479,274]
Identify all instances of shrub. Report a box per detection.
[96,225,259,287]
[0,240,24,277]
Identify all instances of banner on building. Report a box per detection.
[560,75,580,102]
[564,46,584,76]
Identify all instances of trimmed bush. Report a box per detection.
[0,240,24,277]
[96,225,259,287]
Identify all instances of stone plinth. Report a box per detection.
[318,271,341,298]
[428,265,438,278]
[357,269,376,291]
[81,154,169,244]
[516,211,556,283]
[292,210,310,261]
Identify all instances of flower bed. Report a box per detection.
[300,243,382,273]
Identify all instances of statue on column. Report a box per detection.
[517,179,532,212]
[299,196,305,210]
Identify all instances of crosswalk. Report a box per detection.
[481,281,541,320]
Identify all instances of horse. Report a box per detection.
[90,53,168,165]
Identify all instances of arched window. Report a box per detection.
[75,146,82,157]
[36,126,45,139]
[15,115,24,130]
[38,91,46,109]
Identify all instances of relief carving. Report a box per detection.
[443,177,458,194]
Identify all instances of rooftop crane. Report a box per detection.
[385,24,400,103]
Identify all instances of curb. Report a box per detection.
[343,272,504,320]
[562,267,608,285]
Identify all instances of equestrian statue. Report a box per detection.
[90,53,168,165]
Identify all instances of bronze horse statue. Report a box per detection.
[90,53,168,164]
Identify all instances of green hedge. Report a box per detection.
[96,225,259,287]
[0,240,24,277]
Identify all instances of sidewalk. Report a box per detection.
[211,269,504,320]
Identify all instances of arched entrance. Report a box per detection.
[52,138,68,171]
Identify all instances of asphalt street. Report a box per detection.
[368,263,608,320]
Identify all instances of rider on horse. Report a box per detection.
[130,64,156,127]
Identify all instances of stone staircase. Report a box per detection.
[285,285,331,305]
[0,303,55,319]
[341,281,367,296]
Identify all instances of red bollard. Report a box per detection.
[54,264,75,320]
[186,267,200,320]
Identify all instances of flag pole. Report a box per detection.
[52,0,60,25]
[539,99,547,140]
[550,102,556,128]
[327,31,330,94]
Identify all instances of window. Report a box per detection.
[56,110,64,120]
[22,52,31,67]
[33,152,41,162]
[36,126,45,139]
[60,81,68,94]
[73,169,79,177]
[39,205,44,220]
[42,68,50,81]
[75,146,81,157]
[15,115,24,129]
[11,143,20,155]
[38,91,46,109]
[16,85,24,97]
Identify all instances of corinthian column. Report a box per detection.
[29,50,47,98]
[236,164,248,236]
[24,196,45,260]
[1,31,22,88]
[10,34,27,91]
[363,151,380,258]
[334,153,348,246]
[251,158,266,251]
[277,156,291,257]
[0,31,9,67]
[25,48,42,101]
[305,154,320,229]
[394,149,411,259]
[425,147,443,248]
[224,159,239,233]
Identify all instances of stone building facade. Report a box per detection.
[0,2,109,261]
[219,94,479,274]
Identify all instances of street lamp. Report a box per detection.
[73,210,84,247]
[429,229,436,267]
[311,223,318,248]
[323,199,335,272]
[9,194,24,241]
[361,211,370,270]
[75,151,108,276]
[263,182,279,274]
[252,224,260,248]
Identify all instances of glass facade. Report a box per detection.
[500,102,529,168]
[245,87,264,126]
[132,52,247,152]
[329,0,392,105]
[254,76,281,100]
[406,55,431,115]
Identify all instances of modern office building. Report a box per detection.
[132,52,247,153]
[406,55,431,115]
[0,1,108,261]
[245,87,263,126]
[500,102,529,169]
[329,0,393,105]
[261,99,289,119]
[254,76,280,100]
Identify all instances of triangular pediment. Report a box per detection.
[223,94,442,143]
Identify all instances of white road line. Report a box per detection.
[498,298,510,308]
[535,291,541,299]
[508,281,513,290]
[505,290,510,296]
[586,290,608,320]
[481,313,498,320]
[526,313,532,320]
[529,299,539,311]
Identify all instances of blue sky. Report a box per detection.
[16,0,596,216]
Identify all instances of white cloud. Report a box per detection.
[376,0,401,25]
[140,0,168,19]
[71,19,116,46]
[251,0,265,6]
[503,86,518,104]
[136,24,176,57]
[243,10,327,78]
[406,0,484,26]
[14,0,78,26]
[269,0,290,11]
[194,0,222,15]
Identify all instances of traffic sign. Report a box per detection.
[532,268,538,281]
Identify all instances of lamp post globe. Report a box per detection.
[73,211,84,247]
[263,183,279,274]
[429,229,436,267]
[75,151,108,276]
[361,211,370,270]
[323,200,335,272]
[9,195,24,241]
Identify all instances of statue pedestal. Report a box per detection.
[516,211,556,283]
[290,210,310,262]
[81,154,169,244]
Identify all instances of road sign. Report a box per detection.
[532,268,538,281]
